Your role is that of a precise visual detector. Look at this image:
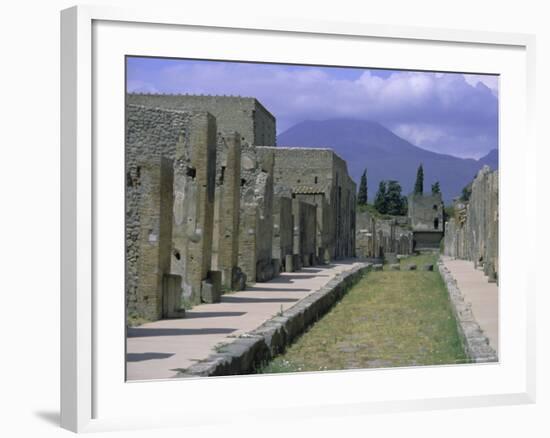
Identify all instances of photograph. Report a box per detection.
[125,56,499,381]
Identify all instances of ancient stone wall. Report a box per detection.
[126,105,191,319]
[444,166,498,281]
[355,210,413,259]
[408,192,445,250]
[212,132,243,290]
[126,105,218,318]
[272,193,293,270]
[292,199,318,266]
[171,113,217,304]
[132,157,174,321]
[257,146,356,261]
[238,143,275,282]
[127,93,276,146]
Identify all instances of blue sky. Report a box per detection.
[127,57,498,159]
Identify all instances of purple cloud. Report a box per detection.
[127,58,498,159]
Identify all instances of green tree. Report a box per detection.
[374,181,388,214]
[386,180,407,215]
[414,164,424,194]
[431,181,441,194]
[357,169,368,206]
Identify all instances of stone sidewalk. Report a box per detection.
[127,260,364,381]
[441,256,499,354]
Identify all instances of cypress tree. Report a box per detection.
[414,164,424,194]
[374,181,388,214]
[431,181,441,194]
[386,180,406,215]
[358,169,368,206]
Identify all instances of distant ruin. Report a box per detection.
[355,210,413,259]
[443,166,498,281]
[407,192,445,251]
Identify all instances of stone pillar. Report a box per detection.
[135,157,174,321]
[162,274,185,318]
[212,132,242,290]
[171,113,217,304]
[273,195,293,270]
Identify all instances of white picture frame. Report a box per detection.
[60,4,536,433]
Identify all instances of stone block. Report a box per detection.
[422,264,434,271]
[384,252,398,264]
[231,266,246,291]
[292,254,302,271]
[405,264,417,270]
[162,274,185,319]
[285,254,295,272]
[202,271,222,303]
[389,264,401,271]
[373,264,383,271]
[271,258,281,277]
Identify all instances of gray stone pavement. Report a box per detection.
[126,260,364,381]
[441,256,499,354]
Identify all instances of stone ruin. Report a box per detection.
[257,146,357,264]
[126,94,358,322]
[407,192,445,251]
[444,166,498,282]
[355,210,413,259]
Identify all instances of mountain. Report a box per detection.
[277,119,498,204]
[478,149,499,171]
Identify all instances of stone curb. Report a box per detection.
[175,263,372,377]
[437,259,498,363]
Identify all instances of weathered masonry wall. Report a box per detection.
[257,146,356,261]
[126,105,191,320]
[238,143,276,282]
[272,194,293,271]
[444,166,498,281]
[133,157,174,321]
[126,105,219,320]
[212,132,244,291]
[171,113,217,304]
[127,93,276,146]
[292,199,318,266]
[408,192,445,250]
[355,211,413,259]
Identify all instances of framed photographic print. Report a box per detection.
[61,4,536,433]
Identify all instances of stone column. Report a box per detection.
[135,157,174,320]
[213,132,242,290]
[171,113,217,304]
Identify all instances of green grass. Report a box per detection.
[258,254,468,374]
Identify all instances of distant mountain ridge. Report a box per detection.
[277,119,498,203]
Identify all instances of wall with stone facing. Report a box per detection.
[408,192,445,250]
[211,132,243,290]
[272,194,293,270]
[444,166,498,281]
[126,104,192,319]
[292,199,318,266]
[171,112,217,304]
[257,146,356,261]
[126,105,218,319]
[355,210,413,259]
[127,93,276,146]
[238,143,275,282]
[132,157,174,321]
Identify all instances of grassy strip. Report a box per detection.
[259,254,468,373]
